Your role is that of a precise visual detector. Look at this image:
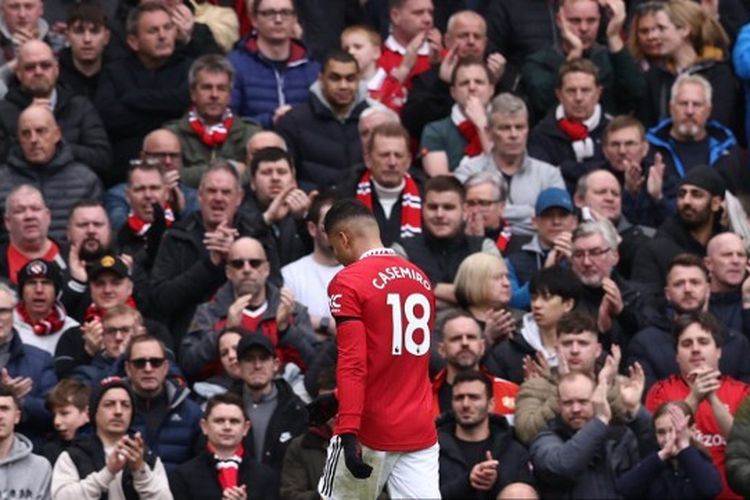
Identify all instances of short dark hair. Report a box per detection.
[126,1,170,36]
[450,56,490,86]
[529,266,584,304]
[436,308,478,340]
[667,253,709,281]
[323,198,376,234]
[124,334,166,361]
[322,49,359,73]
[253,0,296,16]
[604,115,645,143]
[452,370,492,399]
[67,0,107,27]
[306,190,339,224]
[557,58,600,89]
[0,384,19,411]
[47,379,91,412]
[250,147,294,178]
[69,198,106,218]
[673,311,724,348]
[127,159,165,186]
[216,325,250,355]
[203,392,247,420]
[556,310,599,339]
[425,175,466,202]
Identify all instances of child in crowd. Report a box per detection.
[42,379,91,464]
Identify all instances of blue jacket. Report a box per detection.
[732,23,750,146]
[229,36,320,128]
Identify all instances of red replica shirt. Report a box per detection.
[328,249,436,451]
[646,374,750,499]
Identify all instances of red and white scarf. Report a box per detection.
[127,205,175,237]
[452,105,483,157]
[15,302,66,336]
[209,442,244,490]
[357,171,421,238]
[555,104,601,162]
[188,107,234,147]
[84,296,138,323]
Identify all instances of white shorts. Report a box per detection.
[318,435,441,500]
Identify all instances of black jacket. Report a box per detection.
[484,333,537,384]
[0,81,111,177]
[437,413,533,499]
[398,232,486,285]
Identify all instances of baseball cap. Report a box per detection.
[17,259,62,293]
[236,333,276,360]
[87,254,130,282]
[535,187,574,216]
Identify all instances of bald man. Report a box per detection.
[0,106,102,242]
[704,232,750,337]
[0,40,111,174]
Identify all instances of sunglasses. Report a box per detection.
[227,258,266,270]
[128,357,166,369]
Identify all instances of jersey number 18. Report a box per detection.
[386,293,431,356]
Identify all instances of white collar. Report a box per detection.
[384,34,431,56]
[359,248,396,259]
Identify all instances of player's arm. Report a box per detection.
[335,316,368,435]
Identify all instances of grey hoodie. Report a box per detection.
[0,433,51,500]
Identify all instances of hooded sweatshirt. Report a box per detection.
[0,433,52,499]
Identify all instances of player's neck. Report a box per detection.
[455,419,490,442]
[0,434,14,460]
[357,242,392,260]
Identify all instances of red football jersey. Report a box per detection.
[646,375,750,499]
[328,249,437,452]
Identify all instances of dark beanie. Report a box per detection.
[679,166,726,197]
[17,259,62,294]
[88,377,135,426]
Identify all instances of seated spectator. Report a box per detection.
[645,74,746,207]
[646,311,750,498]
[616,400,722,499]
[0,40,111,174]
[574,169,655,279]
[0,282,57,445]
[455,93,565,236]
[432,309,518,419]
[627,254,750,393]
[0,106,102,242]
[191,326,245,401]
[485,266,584,384]
[189,0,239,53]
[13,258,79,354]
[51,377,171,499]
[0,384,51,498]
[462,172,514,254]
[521,0,644,122]
[104,128,200,230]
[95,1,192,186]
[626,1,667,72]
[281,192,343,340]
[705,233,750,336]
[527,58,610,192]
[228,0,319,128]
[276,50,372,192]
[230,333,308,473]
[182,236,315,381]
[244,129,287,166]
[58,1,111,100]
[42,379,91,465]
[125,335,202,473]
[421,57,493,176]
[0,184,66,284]
[169,392,278,498]
[633,165,726,287]
[165,54,260,187]
[438,371,533,499]
[393,175,500,307]
[530,367,650,498]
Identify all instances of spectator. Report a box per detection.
[182,236,315,381]
[125,335,202,472]
[355,105,400,151]
[521,0,644,122]
[12,258,79,355]
[438,370,533,499]
[645,74,746,207]
[58,1,111,100]
[455,93,565,236]
[704,233,750,335]
[498,482,540,499]
[42,379,91,465]
[616,400,722,499]
[0,106,102,243]
[189,0,240,53]
[165,54,260,187]
[339,122,423,247]
[420,57,493,176]
[626,1,668,71]
[646,311,750,499]
[0,40,112,174]
[574,169,655,279]
[230,333,308,473]
[169,392,279,499]
[95,1,192,186]
[191,326,246,401]
[276,50,373,192]
[281,192,343,340]
[149,161,275,342]
[0,184,66,285]
[528,58,610,192]
[0,384,51,499]
[462,172,514,254]
[51,377,172,499]
[432,309,518,419]
[228,0,319,128]
[627,254,750,393]
[633,165,726,287]
[244,129,287,166]
[727,393,750,496]
[485,266,584,384]
[530,366,650,498]
[392,175,500,307]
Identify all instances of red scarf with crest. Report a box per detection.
[208,442,244,490]
[188,107,234,147]
[127,205,175,237]
[356,171,422,239]
[15,302,66,336]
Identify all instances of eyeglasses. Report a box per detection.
[104,326,134,336]
[466,199,501,208]
[227,258,266,270]
[571,247,611,260]
[257,8,296,19]
[22,60,55,72]
[128,357,166,369]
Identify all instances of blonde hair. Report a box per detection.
[341,24,381,47]
[454,253,507,307]
[664,0,728,54]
